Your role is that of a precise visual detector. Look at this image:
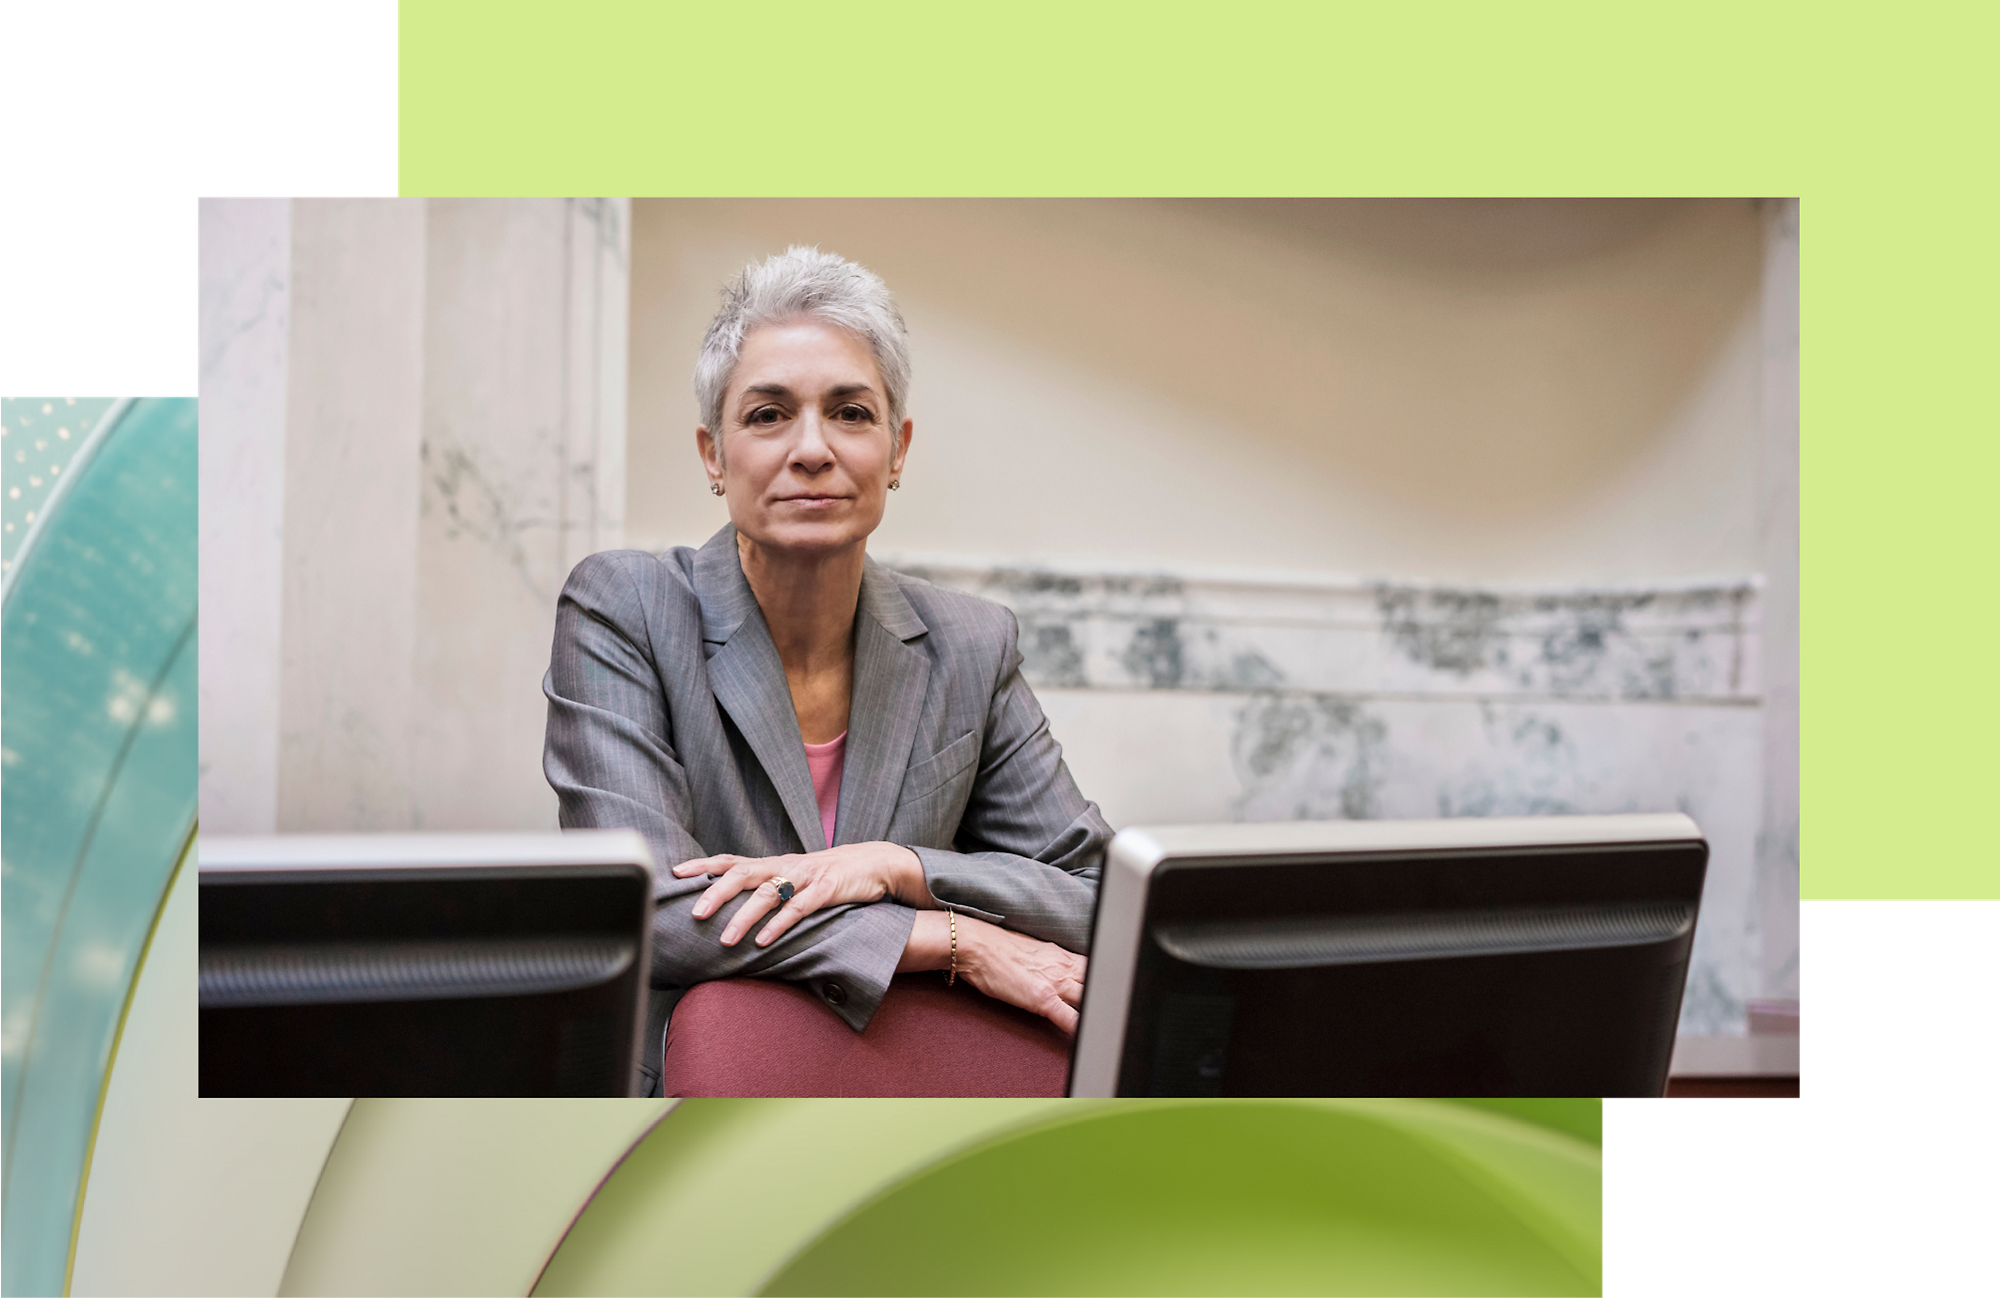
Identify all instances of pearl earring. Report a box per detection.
[888,479,900,491]
[709,482,724,496]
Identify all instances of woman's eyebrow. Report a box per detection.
[740,383,793,400]
[825,384,877,401]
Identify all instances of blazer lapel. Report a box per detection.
[693,528,827,853]
[835,556,931,846]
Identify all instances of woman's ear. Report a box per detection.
[696,424,724,483]
[891,417,914,476]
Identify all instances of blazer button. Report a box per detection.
[823,981,847,1006]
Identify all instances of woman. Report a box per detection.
[543,246,1111,1095]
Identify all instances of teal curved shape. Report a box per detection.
[2,398,116,573]
[1,398,197,1297]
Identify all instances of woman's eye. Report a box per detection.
[838,406,872,423]
[749,408,782,425]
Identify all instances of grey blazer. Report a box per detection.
[542,524,1111,1036]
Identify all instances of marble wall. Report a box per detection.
[197,199,290,833]
[411,198,629,830]
[198,198,630,835]
[277,198,428,831]
[886,555,1768,1034]
[1755,199,1800,1000]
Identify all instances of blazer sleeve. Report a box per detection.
[543,551,914,1032]
[909,610,1112,953]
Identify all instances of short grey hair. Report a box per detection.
[694,246,911,450]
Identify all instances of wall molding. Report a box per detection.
[884,555,1762,706]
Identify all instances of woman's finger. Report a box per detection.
[1060,955,1088,1005]
[1044,998,1079,1035]
[753,875,826,947]
[672,853,737,879]
[719,877,789,945]
[691,862,761,919]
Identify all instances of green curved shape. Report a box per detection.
[537,1098,1597,1298]
[1441,1097,1601,1146]
[764,1101,1597,1297]
[1,397,198,1298]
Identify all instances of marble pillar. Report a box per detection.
[202,198,630,835]
[277,199,428,831]
[1757,198,1801,998]
[197,199,291,834]
[412,198,629,830]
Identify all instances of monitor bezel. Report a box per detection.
[1069,813,1704,1097]
[198,830,657,1097]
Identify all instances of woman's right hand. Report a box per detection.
[947,914,1088,1034]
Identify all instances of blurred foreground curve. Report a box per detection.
[1,397,197,1296]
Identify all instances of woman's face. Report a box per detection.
[698,320,912,560]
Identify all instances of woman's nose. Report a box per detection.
[791,410,835,469]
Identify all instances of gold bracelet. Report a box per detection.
[947,908,957,987]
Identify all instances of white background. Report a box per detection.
[4,4,1991,1293]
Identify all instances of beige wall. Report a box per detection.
[626,198,1764,583]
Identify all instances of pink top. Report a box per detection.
[802,731,847,850]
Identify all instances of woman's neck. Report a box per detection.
[737,532,863,739]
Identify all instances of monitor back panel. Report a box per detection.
[1102,840,1706,1097]
[200,864,650,1097]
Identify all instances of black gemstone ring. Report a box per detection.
[771,877,795,904]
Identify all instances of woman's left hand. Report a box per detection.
[671,842,933,948]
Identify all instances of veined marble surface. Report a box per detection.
[886,554,1776,1035]
[197,198,290,833]
[197,198,631,837]
[894,558,1760,702]
[413,197,630,832]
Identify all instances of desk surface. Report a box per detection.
[1666,1076,1799,1097]
[1670,1032,1798,1078]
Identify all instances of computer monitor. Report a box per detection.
[1069,814,1707,1098]
[200,831,654,1097]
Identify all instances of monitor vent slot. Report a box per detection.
[200,935,636,1007]
[1154,901,1694,969]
